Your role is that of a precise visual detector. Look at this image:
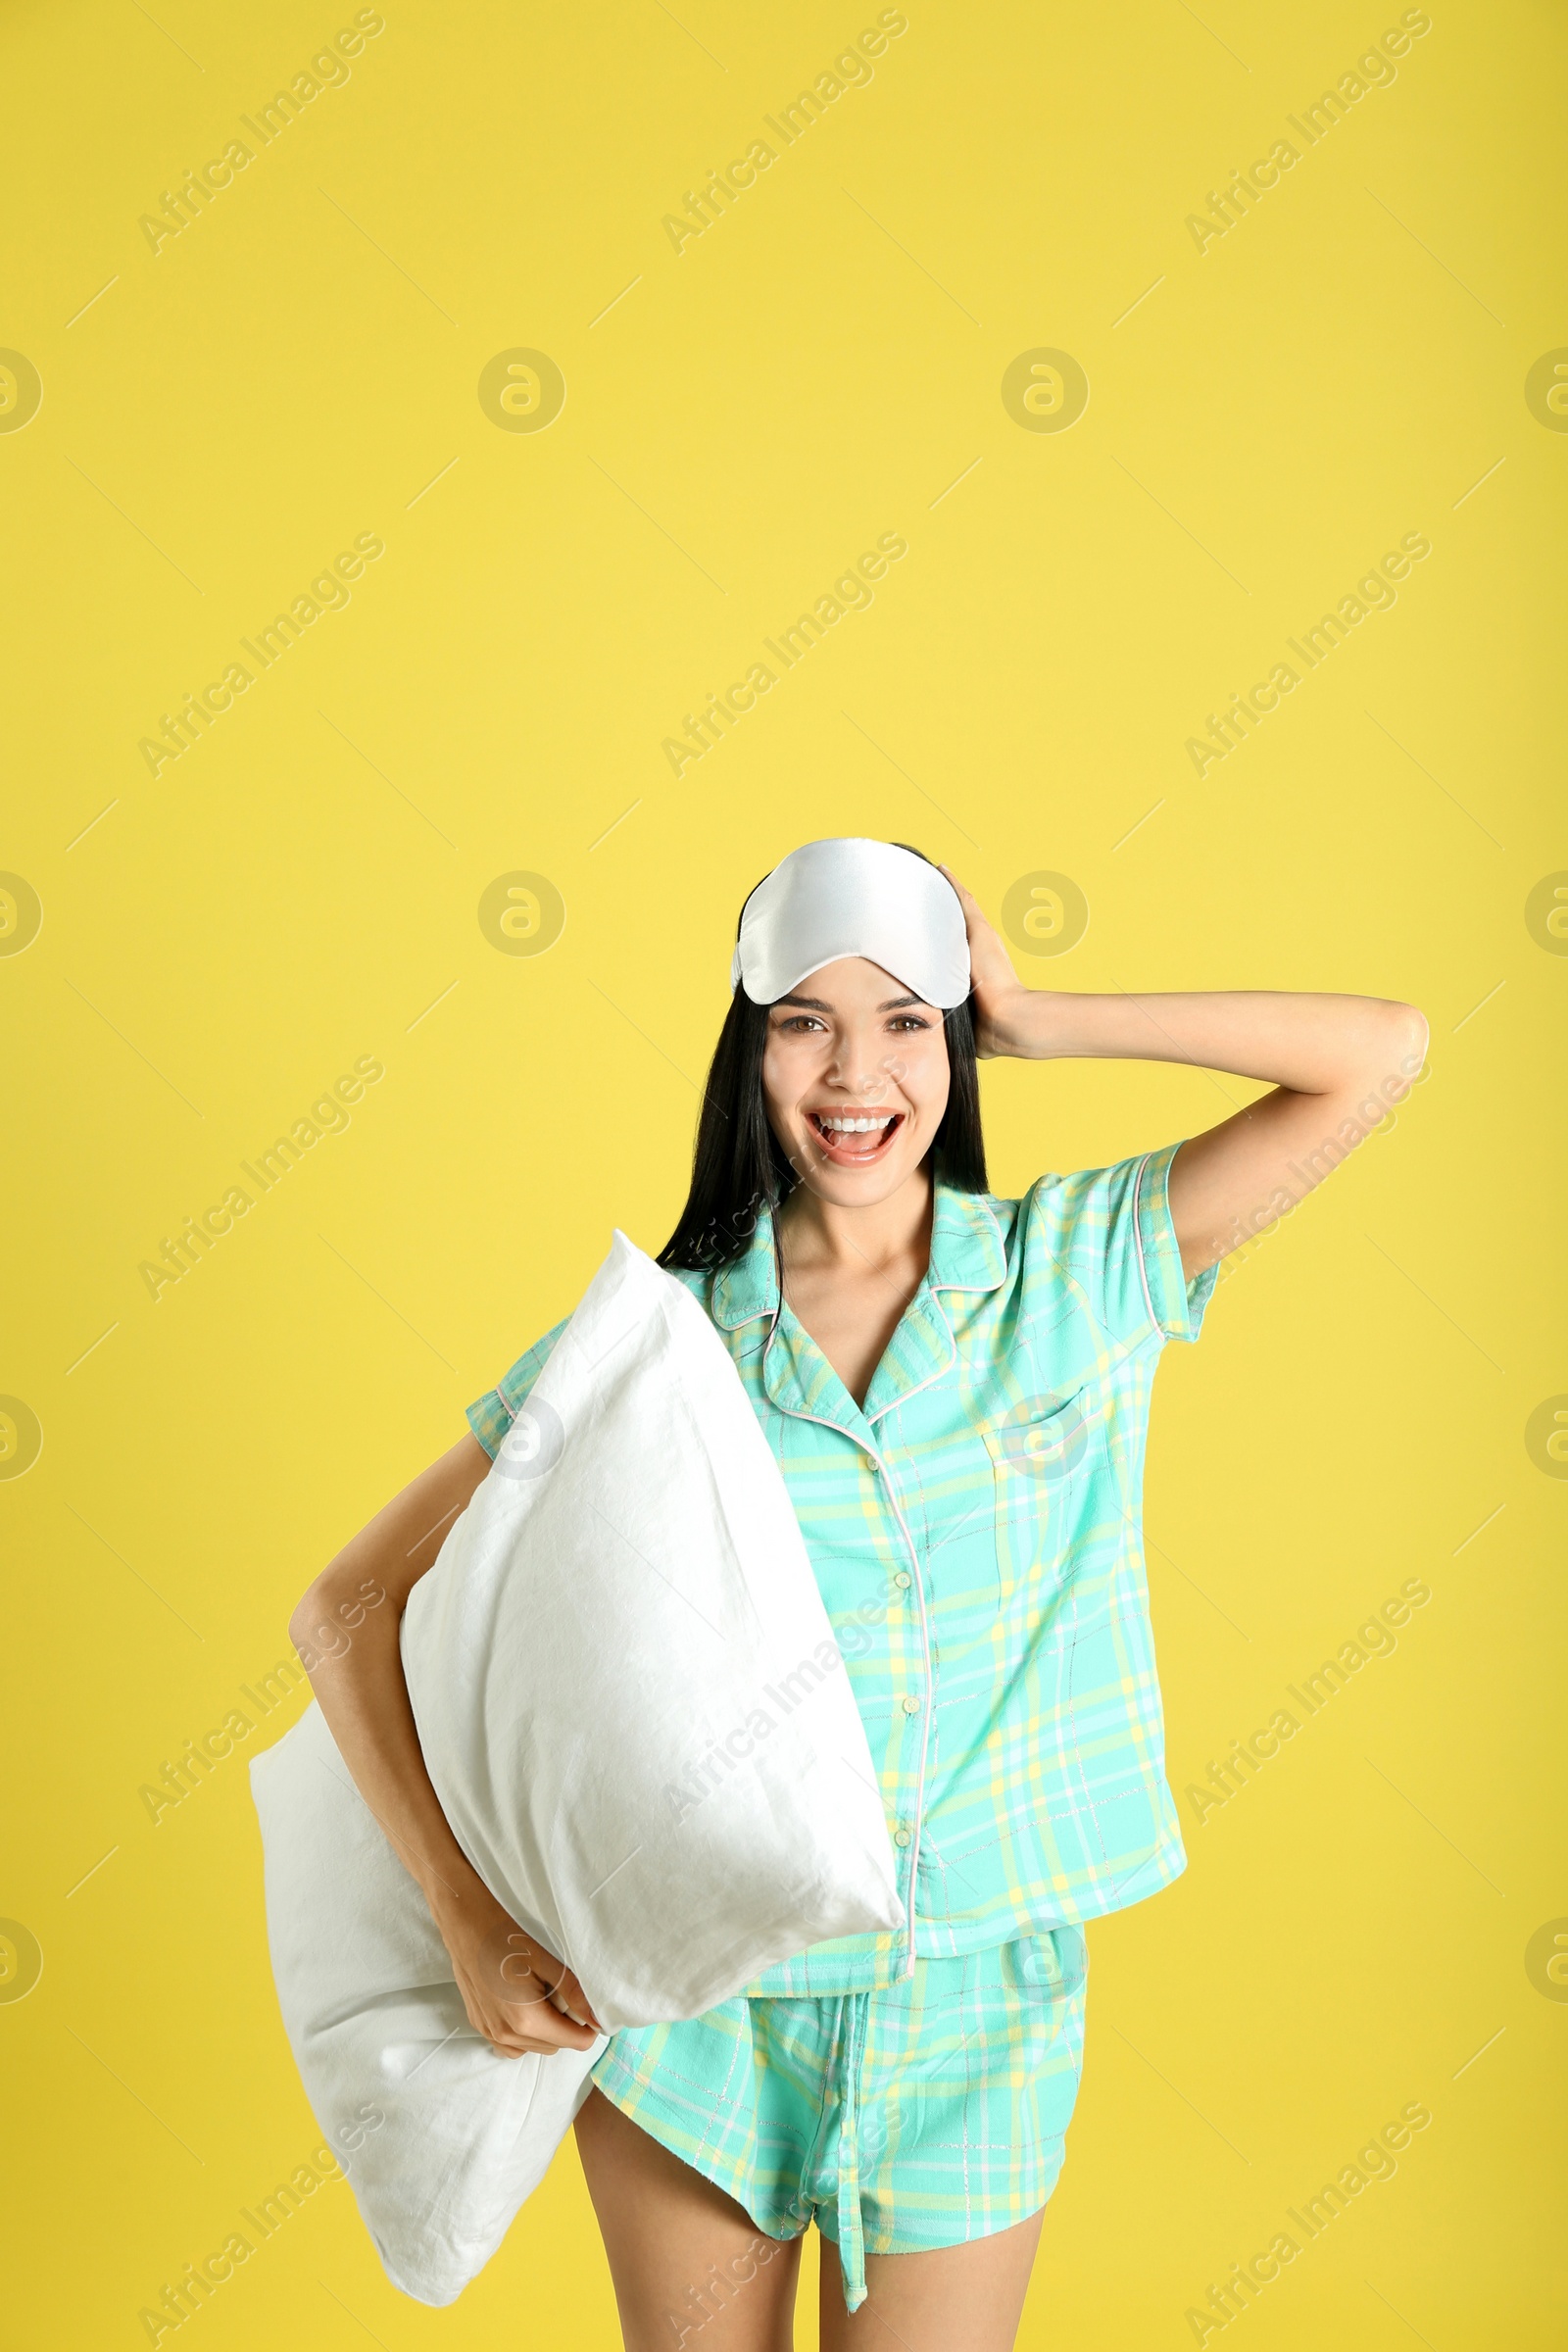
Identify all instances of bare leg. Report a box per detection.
[573,2084,804,2352]
[817,2207,1046,2352]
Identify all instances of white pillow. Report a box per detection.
[251,1230,902,2303]
[402,1228,904,2027]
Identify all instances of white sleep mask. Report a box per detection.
[730,838,971,1008]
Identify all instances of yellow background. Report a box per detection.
[3,0,1563,2342]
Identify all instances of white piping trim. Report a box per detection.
[865,1287,957,1428]
[926,1190,1010,1295]
[872,1463,937,1982]
[1130,1151,1163,1341]
[759,1317,932,1982]
[751,1192,1007,1977]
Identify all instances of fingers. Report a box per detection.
[448,1911,606,2054]
[938,864,1002,951]
[949,879,1002,945]
[514,1959,596,2033]
[467,2013,593,2059]
[519,1985,600,2049]
[458,1968,602,2060]
[551,1966,604,2034]
[482,2002,601,2058]
[511,1944,602,2034]
[472,1928,601,2028]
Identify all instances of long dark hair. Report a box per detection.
[657,845,988,1273]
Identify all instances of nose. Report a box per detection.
[823,1030,901,1102]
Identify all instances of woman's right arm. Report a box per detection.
[289,1432,601,2056]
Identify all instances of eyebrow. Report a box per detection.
[774,991,927,1013]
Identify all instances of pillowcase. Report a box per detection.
[252,1229,903,2302]
[401,1228,904,2027]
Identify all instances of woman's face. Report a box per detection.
[762,956,951,1207]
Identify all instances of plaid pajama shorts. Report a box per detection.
[589,1929,1089,2312]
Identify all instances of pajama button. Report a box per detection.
[894,1828,911,1847]
[894,1571,911,1590]
[902,1694,921,1715]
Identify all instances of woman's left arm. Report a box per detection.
[944,872,1429,1282]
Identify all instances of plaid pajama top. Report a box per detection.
[466,1141,1216,1997]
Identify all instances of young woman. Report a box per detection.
[291,839,1426,2352]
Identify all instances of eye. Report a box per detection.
[776,1013,826,1033]
[887,1014,932,1031]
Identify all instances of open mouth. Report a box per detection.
[807,1109,905,1166]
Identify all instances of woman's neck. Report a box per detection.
[776,1162,935,1282]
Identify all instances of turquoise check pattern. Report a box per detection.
[588,1928,1089,2314]
[466,1143,1216,1996]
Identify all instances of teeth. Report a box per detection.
[818,1115,895,1134]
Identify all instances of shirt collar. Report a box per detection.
[710,1179,1009,1331]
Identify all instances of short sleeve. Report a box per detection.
[465,1316,569,1458]
[1020,1144,1215,1353]
[1135,1140,1217,1345]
